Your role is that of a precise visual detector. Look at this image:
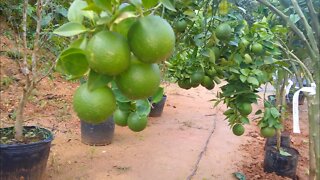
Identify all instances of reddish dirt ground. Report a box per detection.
[0,30,310,179]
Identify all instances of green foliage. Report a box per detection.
[163,1,288,131]
[258,101,282,130]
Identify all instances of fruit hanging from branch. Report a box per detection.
[54,0,176,132]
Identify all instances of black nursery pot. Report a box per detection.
[286,92,305,105]
[264,146,299,179]
[149,95,167,117]
[0,126,53,180]
[265,131,291,149]
[81,116,115,146]
[267,95,276,106]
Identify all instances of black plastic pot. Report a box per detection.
[0,126,53,180]
[149,95,167,117]
[264,146,299,179]
[267,95,276,106]
[81,116,115,146]
[265,131,291,149]
[286,92,305,105]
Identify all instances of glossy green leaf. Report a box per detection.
[53,22,88,37]
[233,172,246,180]
[68,0,87,23]
[270,107,280,118]
[240,75,247,82]
[240,117,250,124]
[289,14,300,24]
[56,48,89,79]
[87,69,113,91]
[247,77,259,86]
[93,0,112,11]
[280,149,292,156]
[151,87,164,104]
[160,0,176,11]
[129,0,142,7]
[69,37,88,49]
[240,69,250,76]
[111,82,131,103]
[118,101,132,112]
[136,99,151,117]
[142,0,159,8]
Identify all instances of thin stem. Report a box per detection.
[22,0,30,76]
[277,44,314,83]
[256,0,317,61]
[31,0,43,82]
[290,0,319,54]
[306,0,320,40]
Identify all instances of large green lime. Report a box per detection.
[86,31,130,76]
[73,83,116,124]
[115,61,161,100]
[128,15,175,63]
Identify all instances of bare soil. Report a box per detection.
[0,31,310,180]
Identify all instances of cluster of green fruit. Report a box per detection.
[58,14,175,132]
[176,58,223,91]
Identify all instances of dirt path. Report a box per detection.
[42,84,248,180]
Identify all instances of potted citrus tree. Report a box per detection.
[0,0,54,179]
[256,0,319,178]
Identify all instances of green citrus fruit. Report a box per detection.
[215,23,232,41]
[239,38,250,49]
[175,19,187,32]
[112,17,136,38]
[115,61,161,100]
[113,109,129,126]
[128,15,175,63]
[260,127,276,138]
[127,112,148,132]
[212,47,221,60]
[251,43,263,55]
[178,79,192,90]
[190,70,205,87]
[201,76,215,90]
[244,53,253,64]
[73,83,116,124]
[86,31,130,76]
[238,102,252,116]
[232,124,245,136]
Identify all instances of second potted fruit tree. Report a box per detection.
[0,1,54,179]
[54,1,176,139]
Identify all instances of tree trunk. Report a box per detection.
[14,89,28,141]
[14,85,32,141]
[307,67,320,179]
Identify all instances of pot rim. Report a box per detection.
[0,126,54,148]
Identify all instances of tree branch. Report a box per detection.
[290,0,319,54]
[22,0,30,77]
[256,0,317,61]
[277,43,314,83]
[36,58,58,84]
[31,0,43,83]
[306,0,320,41]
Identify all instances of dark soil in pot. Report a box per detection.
[81,116,115,146]
[286,92,305,105]
[264,146,299,179]
[0,126,54,180]
[149,95,167,117]
[265,131,291,149]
